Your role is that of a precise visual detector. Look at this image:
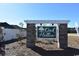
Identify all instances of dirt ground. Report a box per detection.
[5,33,79,56]
[68,33,79,48]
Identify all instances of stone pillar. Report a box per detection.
[59,24,68,48]
[0,27,5,56]
[27,23,36,48]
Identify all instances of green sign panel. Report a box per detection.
[37,26,56,38]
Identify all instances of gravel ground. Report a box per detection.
[5,39,40,56]
[5,39,61,56]
[5,34,79,56]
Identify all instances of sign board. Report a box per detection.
[37,26,56,38]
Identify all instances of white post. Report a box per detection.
[56,24,60,48]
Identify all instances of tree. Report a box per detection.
[18,22,24,45]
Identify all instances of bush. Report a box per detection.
[68,28,77,33]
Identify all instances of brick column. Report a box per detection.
[59,24,68,48]
[27,23,36,48]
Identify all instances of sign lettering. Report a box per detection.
[37,26,56,38]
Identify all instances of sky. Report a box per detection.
[0,3,79,28]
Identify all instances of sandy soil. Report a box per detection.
[5,34,79,56]
[68,34,79,49]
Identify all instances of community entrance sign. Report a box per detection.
[37,26,56,38]
[25,20,69,49]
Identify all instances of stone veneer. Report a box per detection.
[0,27,5,56]
[59,24,68,48]
[27,23,36,48]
